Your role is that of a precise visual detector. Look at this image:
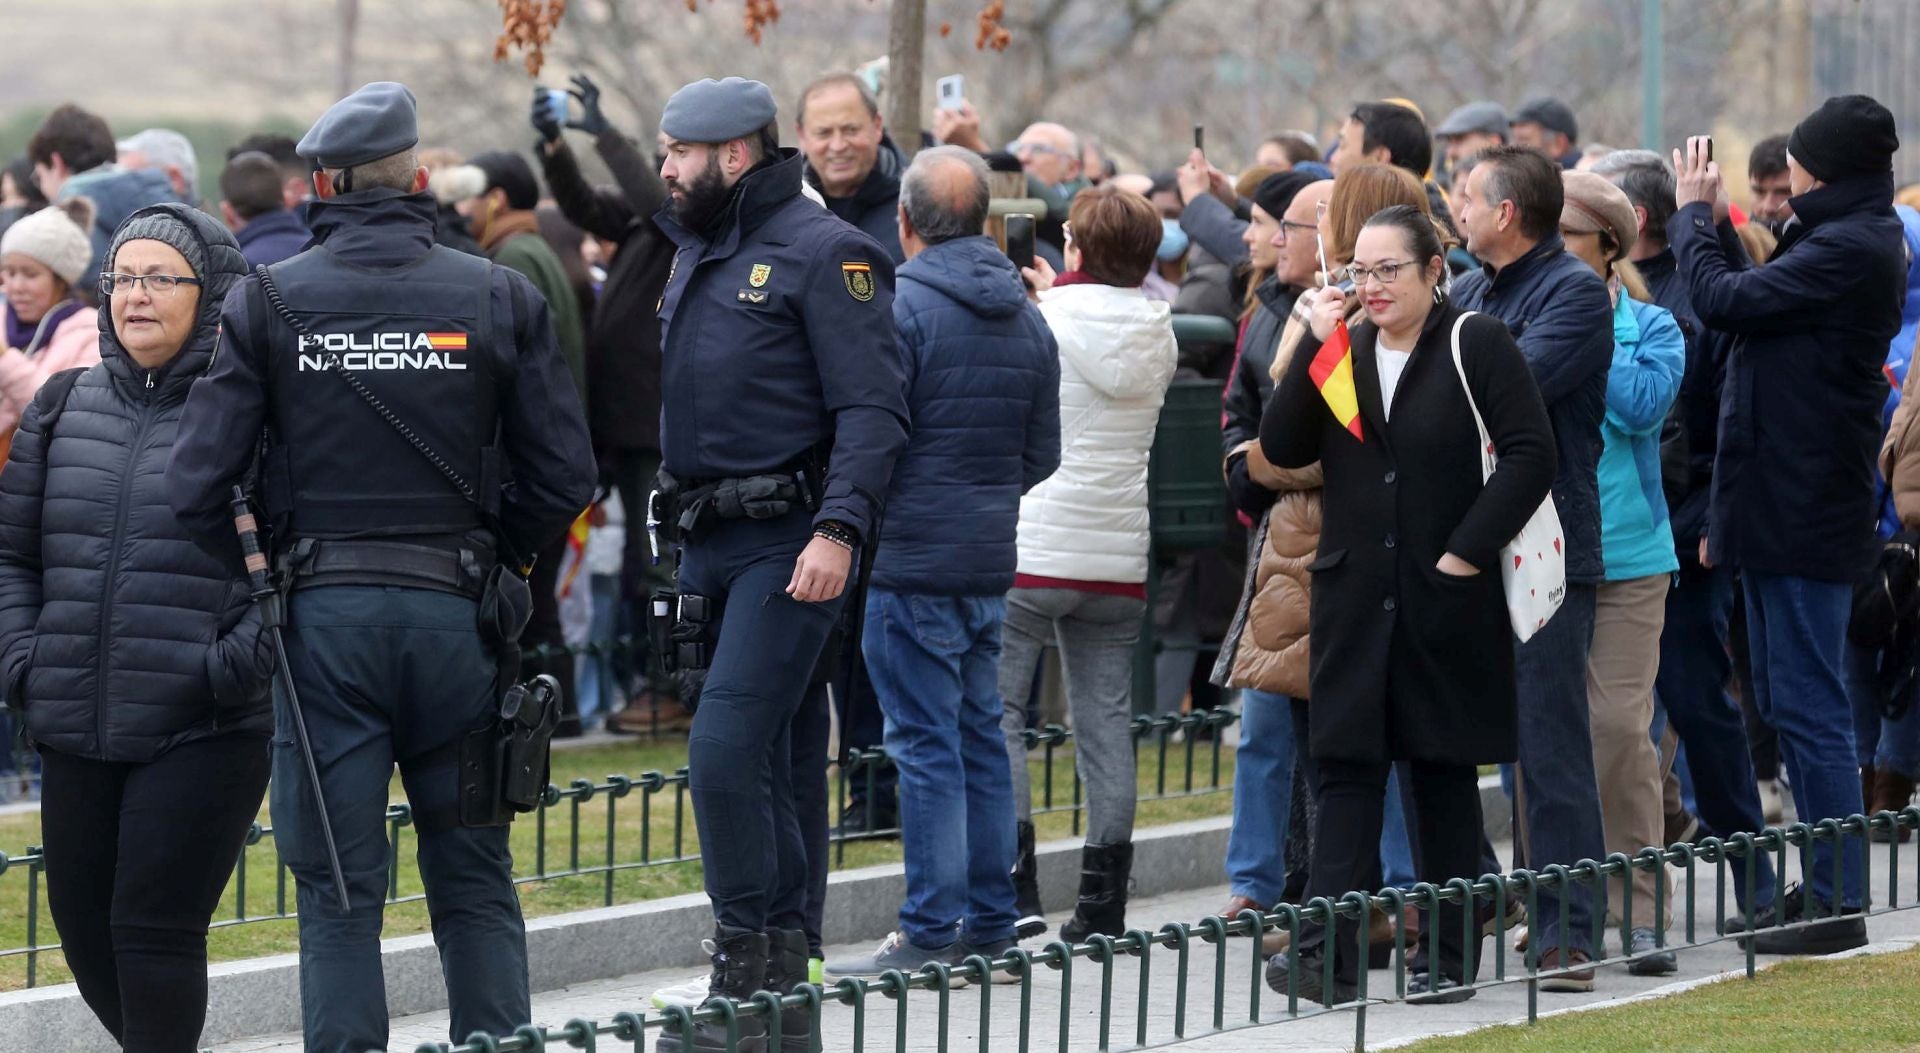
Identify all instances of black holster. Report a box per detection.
[458,673,563,827]
[648,590,716,712]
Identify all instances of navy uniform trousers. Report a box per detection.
[679,510,847,935]
[271,585,530,1053]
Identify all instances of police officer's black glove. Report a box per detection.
[566,74,612,138]
[1225,452,1275,520]
[531,86,564,144]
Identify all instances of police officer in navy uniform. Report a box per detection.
[166,82,594,1053]
[649,77,908,1053]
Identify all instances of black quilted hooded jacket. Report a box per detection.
[0,202,273,762]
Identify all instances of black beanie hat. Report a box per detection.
[1788,94,1899,184]
[469,150,541,211]
[1252,171,1319,223]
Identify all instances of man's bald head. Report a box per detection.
[898,145,991,256]
[1109,172,1154,197]
[1015,121,1081,186]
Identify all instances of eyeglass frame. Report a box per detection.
[1006,139,1071,159]
[98,272,205,297]
[1275,218,1318,244]
[1343,259,1421,286]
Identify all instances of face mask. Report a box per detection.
[1157,218,1189,261]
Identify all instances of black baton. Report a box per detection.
[232,487,351,915]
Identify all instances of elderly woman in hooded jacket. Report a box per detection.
[0,203,272,1052]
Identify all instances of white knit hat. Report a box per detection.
[0,198,95,287]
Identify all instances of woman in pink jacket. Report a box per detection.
[0,199,102,439]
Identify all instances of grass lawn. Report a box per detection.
[1398,947,1920,1053]
[0,730,1236,990]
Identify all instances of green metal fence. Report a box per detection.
[0,699,1238,990]
[398,809,1918,1053]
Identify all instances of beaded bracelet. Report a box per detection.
[813,520,858,551]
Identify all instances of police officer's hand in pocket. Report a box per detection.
[788,536,853,603]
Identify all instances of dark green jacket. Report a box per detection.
[492,229,587,396]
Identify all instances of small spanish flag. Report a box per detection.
[424,332,468,351]
[1308,319,1363,441]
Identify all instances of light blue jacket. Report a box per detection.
[1598,293,1686,581]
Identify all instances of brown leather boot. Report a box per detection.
[1871,768,1916,843]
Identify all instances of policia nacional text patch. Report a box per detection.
[841,261,874,302]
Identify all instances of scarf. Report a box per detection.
[477,208,542,256]
[5,299,84,355]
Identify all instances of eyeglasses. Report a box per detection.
[99,272,204,297]
[1343,259,1418,286]
[1006,140,1070,159]
[1276,219,1317,243]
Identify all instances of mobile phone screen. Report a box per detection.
[1005,214,1036,270]
[937,75,966,111]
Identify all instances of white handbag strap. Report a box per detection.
[1447,310,1496,483]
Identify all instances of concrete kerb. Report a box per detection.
[0,815,1235,1052]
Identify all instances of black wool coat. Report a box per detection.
[1260,302,1556,765]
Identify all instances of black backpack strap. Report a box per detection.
[29,367,86,436]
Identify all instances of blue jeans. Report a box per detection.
[1225,690,1295,905]
[864,590,1019,948]
[1513,583,1605,955]
[273,587,529,1053]
[1845,639,1920,779]
[574,574,620,726]
[1381,766,1416,890]
[1655,563,1775,911]
[1743,572,1864,908]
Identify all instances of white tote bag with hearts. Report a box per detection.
[1449,312,1565,643]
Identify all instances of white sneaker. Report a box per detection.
[650,939,718,1009]
[1758,779,1784,825]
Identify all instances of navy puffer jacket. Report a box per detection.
[871,235,1061,595]
[0,202,272,762]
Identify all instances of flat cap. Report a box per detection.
[660,77,778,144]
[1513,97,1577,141]
[297,81,420,169]
[1560,170,1638,262]
[1435,101,1509,139]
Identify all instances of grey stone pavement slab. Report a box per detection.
[215,837,1920,1053]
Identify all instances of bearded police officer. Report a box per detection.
[647,77,907,1053]
[166,82,594,1053]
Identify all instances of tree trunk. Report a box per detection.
[336,0,362,99]
[888,0,926,159]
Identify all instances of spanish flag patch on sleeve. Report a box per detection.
[841,261,875,302]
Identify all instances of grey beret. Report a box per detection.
[297,81,420,169]
[1435,101,1509,139]
[660,77,778,144]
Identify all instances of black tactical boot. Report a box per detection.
[656,928,770,1053]
[1013,820,1046,939]
[764,928,813,1053]
[1059,841,1133,942]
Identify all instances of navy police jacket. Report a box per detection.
[166,188,596,570]
[655,149,909,541]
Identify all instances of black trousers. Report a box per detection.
[1298,757,1484,986]
[39,733,271,1052]
[791,681,831,956]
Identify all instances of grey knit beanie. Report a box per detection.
[108,209,209,284]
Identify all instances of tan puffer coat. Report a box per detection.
[1221,306,1334,698]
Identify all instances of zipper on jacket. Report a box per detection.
[95,397,157,752]
[145,371,155,390]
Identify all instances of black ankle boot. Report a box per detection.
[1059,841,1132,942]
[1013,820,1046,939]
[656,928,770,1053]
[763,928,812,1053]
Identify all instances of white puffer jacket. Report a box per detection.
[1016,283,1178,584]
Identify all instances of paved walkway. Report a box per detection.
[215,837,1920,1053]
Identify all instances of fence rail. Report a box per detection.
[404,809,1920,1053]
[0,707,1239,989]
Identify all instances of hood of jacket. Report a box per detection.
[897,236,1028,319]
[62,165,179,231]
[95,202,248,396]
[1037,283,1176,400]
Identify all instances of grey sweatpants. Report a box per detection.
[998,587,1148,845]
